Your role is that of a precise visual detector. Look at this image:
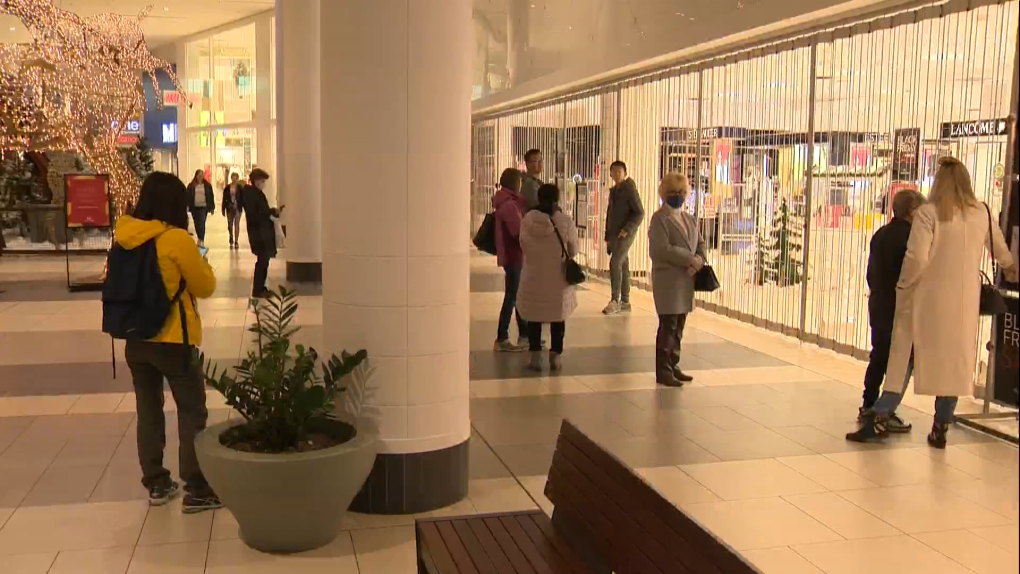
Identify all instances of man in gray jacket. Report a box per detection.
[603,160,645,315]
[520,148,544,211]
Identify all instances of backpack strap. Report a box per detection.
[172,279,191,369]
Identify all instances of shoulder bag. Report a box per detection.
[550,214,586,286]
[694,264,720,292]
[979,203,1007,316]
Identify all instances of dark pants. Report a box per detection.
[226,210,241,244]
[862,326,893,409]
[253,254,270,295]
[125,340,212,495]
[528,321,565,354]
[497,264,527,342]
[191,207,208,242]
[655,314,688,381]
[609,234,635,303]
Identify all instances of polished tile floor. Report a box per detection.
[0,217,1018,573]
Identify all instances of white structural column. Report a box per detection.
[320,0,471,513]
[276,0,322,282]
[507,0,531,86]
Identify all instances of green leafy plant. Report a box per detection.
[202,286,368,453]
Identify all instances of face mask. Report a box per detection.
[664,195,683,209]
[255,180,266,191]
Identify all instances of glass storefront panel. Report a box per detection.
[210,24,258,125]
[471,0,1019,371]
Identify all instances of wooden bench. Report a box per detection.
[416,419,761,574]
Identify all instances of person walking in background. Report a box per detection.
[113,172,221,513]
[186,169,215,248]
[242,168,279,299]
[649,173,705,387]
[603,160,645,315]
[222,172,244,249]
[856,189,925,433]
[518,183,579,372]
[520,149,544,211]
[492,168,529,352]
[849,157,1017,448]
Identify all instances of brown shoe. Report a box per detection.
[656,376,685,388]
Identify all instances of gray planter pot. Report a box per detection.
[195,418,377,553]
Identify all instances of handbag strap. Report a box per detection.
[982,202,997,269]
[549,214,570,259]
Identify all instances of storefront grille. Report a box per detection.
[471,0,1018,363]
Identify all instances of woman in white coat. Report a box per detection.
[518,184,579,372]
[849,157,1017,448]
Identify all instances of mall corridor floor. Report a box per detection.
[1,219,1018,574]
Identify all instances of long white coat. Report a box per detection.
[518,210,579,323]
[886,203,1013,398]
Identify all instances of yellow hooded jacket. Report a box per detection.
[113,216,216,346]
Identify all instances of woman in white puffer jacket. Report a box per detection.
[518,184,579,372]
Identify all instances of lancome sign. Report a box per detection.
[940,119,1009,139]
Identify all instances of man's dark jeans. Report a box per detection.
[125,340,213,496]
[862,326,893,409]
[497,264,527,342]
[253,254,270,296]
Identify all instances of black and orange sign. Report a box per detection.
[65,174,112,228]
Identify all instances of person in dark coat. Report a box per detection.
[221,173,244,249]
[856,189,924,431]
[186,170,215,247]
[603,160,645,315]
[242,169,278,298]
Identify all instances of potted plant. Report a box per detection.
[196,287,376,553]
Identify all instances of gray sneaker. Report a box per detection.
[493,340,525,353]
[884,413,913,434]
[602,300,621,315]
[620,302,633,312]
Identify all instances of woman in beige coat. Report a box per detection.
[518,184,579,372]
[649,173,706,387]
[849,158,1017,448]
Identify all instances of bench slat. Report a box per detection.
[484,516,539,574]
[559,421,759,574]
[419,522,462,574]
[438,521,481,574]
[466,518,518,574]
[556,436,715,573]
[518,513,590,574]
[451,520,499,574]
[550,450,671,574]
[500,515,557,574]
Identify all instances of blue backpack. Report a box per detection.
[102,238,188,345]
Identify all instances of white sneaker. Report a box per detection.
[602,300,621,315]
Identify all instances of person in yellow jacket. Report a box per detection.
[113,172,221,514]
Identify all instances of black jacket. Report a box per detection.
[605,177,645,241]
[867,218,912,330]
[187,180,215,212]
[242,184,277,258]
[222,183,244,216]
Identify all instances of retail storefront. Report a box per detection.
[472,0,1018,369]
[174,12,277,202]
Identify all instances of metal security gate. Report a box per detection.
[472,0,1019,366]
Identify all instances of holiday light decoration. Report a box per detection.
[1,0,188,215]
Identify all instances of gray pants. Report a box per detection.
[125,340,212,495]
[609,233,635,303]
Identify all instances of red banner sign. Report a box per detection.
[66,174,111,228]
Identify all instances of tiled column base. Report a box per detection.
[349,440,469,514]
[286,261,323,283]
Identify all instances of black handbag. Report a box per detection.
[551,215,586,286]
[694,264,720,292]
[979,203,1007,316]
[473,212,498,255]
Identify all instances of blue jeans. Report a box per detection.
[497,265,527,342]
[191,207,208,242]
[873,354,959,424]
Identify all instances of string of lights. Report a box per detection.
[1,0,189,216]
